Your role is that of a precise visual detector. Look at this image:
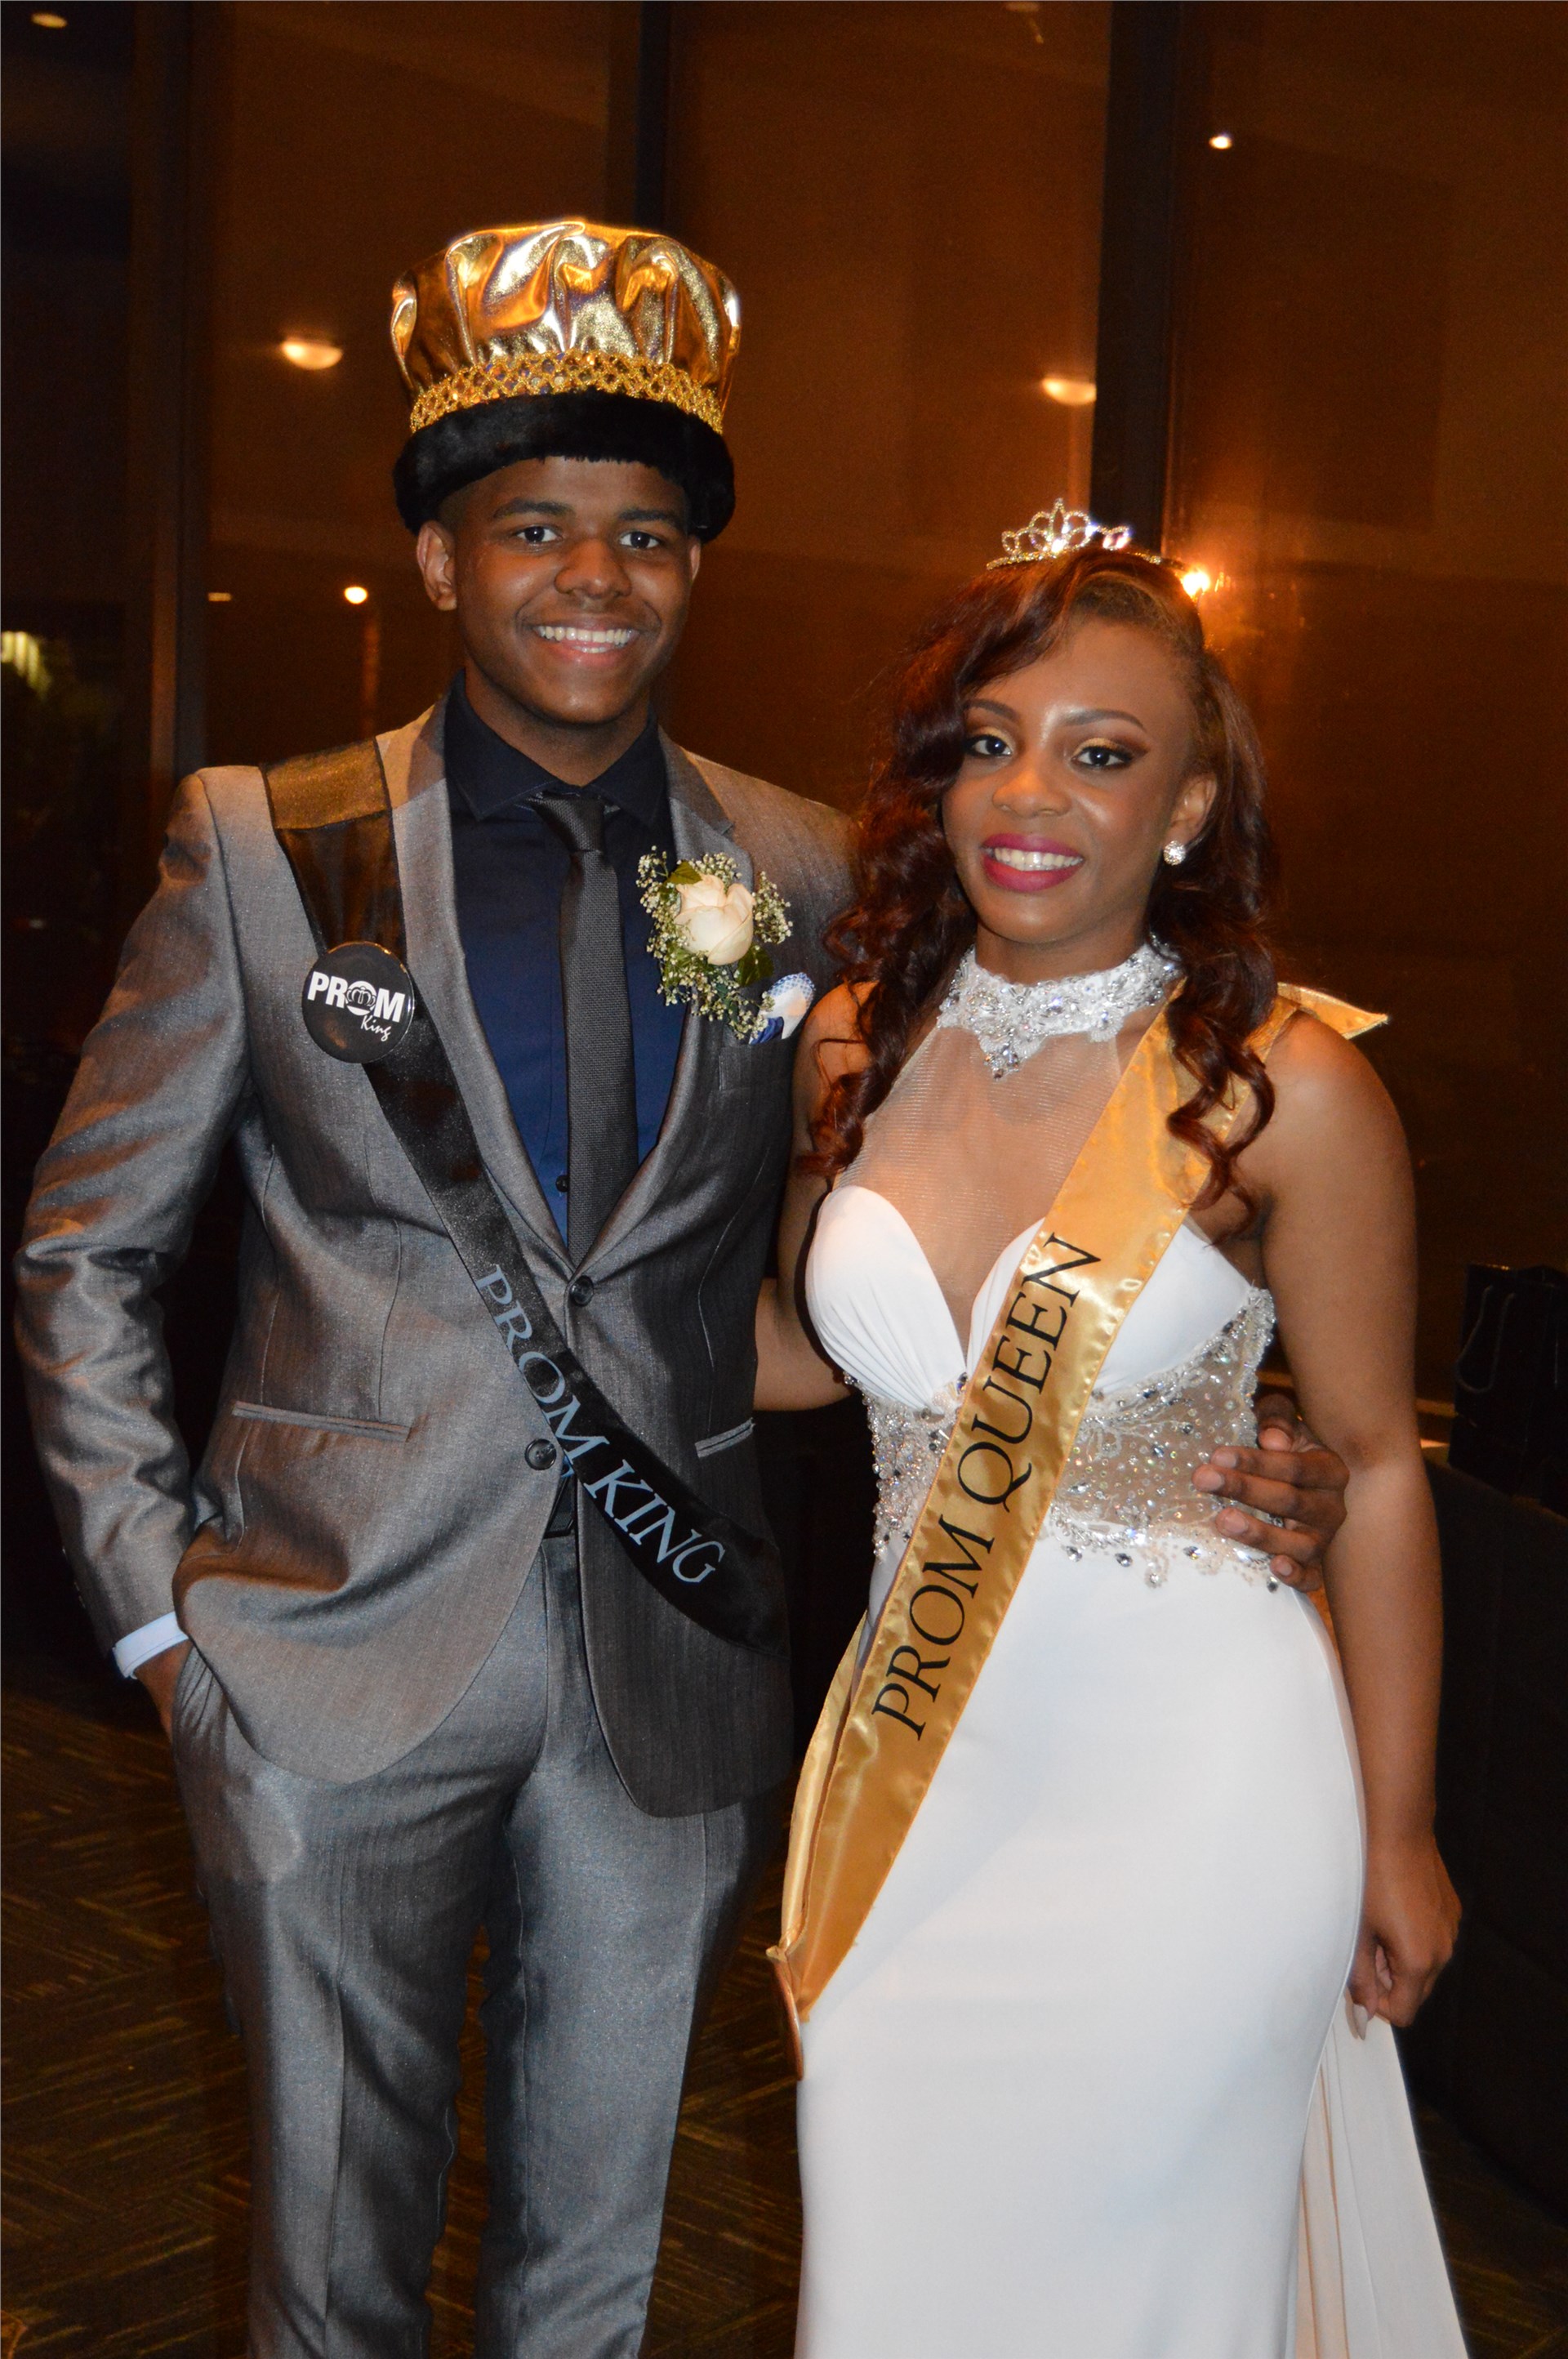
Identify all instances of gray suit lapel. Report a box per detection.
[586,738,751,1272]
[383,706,568,1269]
[665,734,752,889]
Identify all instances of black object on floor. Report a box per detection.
[1450,1262,1568,1514]
[1404,1463,1568,2219]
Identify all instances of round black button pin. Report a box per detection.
[301,941,416,1064]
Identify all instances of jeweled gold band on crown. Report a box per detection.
[409,350,725,438]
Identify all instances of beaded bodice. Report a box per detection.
[863,1282,1276,1586]
[805,948,1280,1603]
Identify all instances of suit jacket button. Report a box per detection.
[568,1276,595,1307]
[525,1438,558,1470]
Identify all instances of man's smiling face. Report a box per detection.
[415,454,702,734]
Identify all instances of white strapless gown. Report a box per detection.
[795,1186,1467,2359]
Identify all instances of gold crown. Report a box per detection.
[987,499,1135,569]
[391,221,741,438]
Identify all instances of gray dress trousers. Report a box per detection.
[172,1535,779,2357]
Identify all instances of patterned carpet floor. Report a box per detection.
[3,1666,1565,2357]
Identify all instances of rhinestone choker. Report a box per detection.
[938,941,1180,1077]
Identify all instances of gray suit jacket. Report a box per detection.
[16,702,851,1811]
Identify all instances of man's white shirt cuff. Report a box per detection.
[113,1612,185,1678]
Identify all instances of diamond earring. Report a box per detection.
[1163,839,1188,866]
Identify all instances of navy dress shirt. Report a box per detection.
[443,676,686,1241]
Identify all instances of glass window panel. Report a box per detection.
[203,1,617,767]
[663,0,1110,803]
[2,2,135,1050]
[1167,1,1568,1397]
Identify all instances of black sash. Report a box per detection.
[263,739,787,1660]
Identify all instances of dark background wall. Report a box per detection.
[1168,6,1568,1411]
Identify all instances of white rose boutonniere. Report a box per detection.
[638,851,815,1044]
[671,871,755,965]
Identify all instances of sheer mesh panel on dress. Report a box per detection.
[844,1011,1156,1345]
[842,1001,1278,1585]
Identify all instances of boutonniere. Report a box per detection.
[638,852,816,1046]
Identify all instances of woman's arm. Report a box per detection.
[754,986,866,1411]
[1241,1015,1459,2026]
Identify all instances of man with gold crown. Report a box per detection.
[16,221,1348,2353]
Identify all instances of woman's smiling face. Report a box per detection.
[942,616,1217,983]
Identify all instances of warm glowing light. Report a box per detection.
[31,11,69,26]
[207,590,233,604]
[343,585,370,606]
[280,337,343,372]
[1180,568,1214,599]
[1040,375,1097,408]
[2,631,51,693]
[1209,132,1233,151]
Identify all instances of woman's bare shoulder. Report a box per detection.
[802,980,871,1058]
[1271,1009,1392,1110]
[809,977,871,1028]
[793,979,871,1106]
[1250,1010,1405,1179]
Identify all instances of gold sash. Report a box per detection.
[769,985,1383,2066]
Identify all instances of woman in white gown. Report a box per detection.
[755,515,1466,2357]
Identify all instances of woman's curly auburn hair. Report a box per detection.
[808,544,1280,1213]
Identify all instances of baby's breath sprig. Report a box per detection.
[638,851,792,1044]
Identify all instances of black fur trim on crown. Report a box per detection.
[393,390,735,538]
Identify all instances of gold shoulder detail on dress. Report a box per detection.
[1276,983,1388,1039]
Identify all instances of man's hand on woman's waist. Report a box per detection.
[1191,1392,1350,1594]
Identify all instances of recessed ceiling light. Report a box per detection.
[1040,375,1097,408]
[207,590,234,604]
[280,337,343,372]
[1209,132,1234,151]
[32,11,69,27]
[343,585,370,607]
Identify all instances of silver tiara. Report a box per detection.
[987,498,1135,570]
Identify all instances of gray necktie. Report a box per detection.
[536,796,639,1261]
